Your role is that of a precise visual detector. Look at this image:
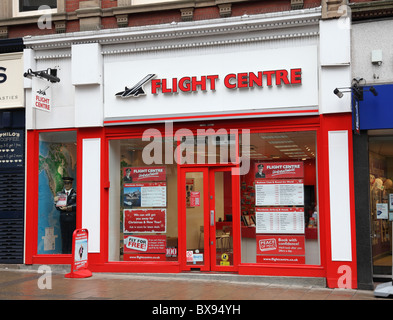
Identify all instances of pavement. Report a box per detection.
[0,265,388,303]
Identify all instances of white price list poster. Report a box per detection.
[255,179,304,206]
[141,183,167,207]
[124,182,167,208]
[256,207,305,234]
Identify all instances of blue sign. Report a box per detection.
[358,84,393,130]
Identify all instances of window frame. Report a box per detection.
[12,0,58,18]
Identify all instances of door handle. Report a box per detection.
[210,210,214,226]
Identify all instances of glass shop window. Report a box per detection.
[108,138,178,262]
[37,131,77,255]
[369,135,393,277]
[240,131,320,265]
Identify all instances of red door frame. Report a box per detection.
[179,166,240,272]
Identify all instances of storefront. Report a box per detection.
[0,38,25,264]
[353,84,393,288]
[24,8,358,288]
[351,18,393,290]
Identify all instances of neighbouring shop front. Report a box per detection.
[353,84,393,288]
[0,38,25,264]
[24,8,358,288]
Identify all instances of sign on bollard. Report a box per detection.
[65,229,92,278]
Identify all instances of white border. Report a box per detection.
[82,138,101,253]
[328,130,352,261]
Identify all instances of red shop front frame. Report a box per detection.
[24,114,358,288]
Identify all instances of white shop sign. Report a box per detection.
[103,45,318,125]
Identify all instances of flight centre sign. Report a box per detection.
[115,69,302,98]
[104,45,318,122]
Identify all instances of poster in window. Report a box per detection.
[255,162,304,179]
[123,166,166,182]
[189,191,200,207]
[123,182,166,208]
[376,203,388,219]
[256,207,304,234]
[255,179,304,206]
[256,235,305,255]
[186,178,195,207]
[123,209,166,233]
[123,235,166,254]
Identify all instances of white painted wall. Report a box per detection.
[352,19,393,85]
[318,18,352,114]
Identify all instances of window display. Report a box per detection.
[108,138,178,262]
[107,129,319,267]
[240,131,319,265]
[37,131,77,254]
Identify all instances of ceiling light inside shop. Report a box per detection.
[260,134,289,139]
[278,148,302,152]
[267,140,295,144]
[274,145,299,148]
[288,154,308,158]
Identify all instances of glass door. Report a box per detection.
[210,167,235,271]
[180,167,238,271]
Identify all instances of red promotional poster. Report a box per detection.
[123,254,166,261]
[189,191,200,207]
[123,166,166,182]
[255,162,304,179]
[65,229,92,278]
[123,235,167,254]
[256,235,305,255]
[123,209,166,233]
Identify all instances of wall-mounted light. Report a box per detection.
[333,88,344,98]
[333,78,377,101]
[369,86,378,96]
[23,68,60,83]
[333,78,378,135]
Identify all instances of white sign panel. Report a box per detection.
[0,53,24,109]
[32,77,52,112]
[104,45,318,124]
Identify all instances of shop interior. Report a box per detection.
[369,132,393,278]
